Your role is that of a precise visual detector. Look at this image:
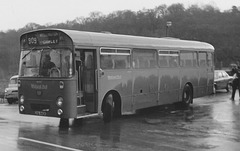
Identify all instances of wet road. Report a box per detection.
[0,91,240,151]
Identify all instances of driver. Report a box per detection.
[41,54,56,76]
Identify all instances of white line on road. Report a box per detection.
[18,137,83,151]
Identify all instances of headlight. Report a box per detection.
[19,105,24,112]
[4,89,7,93]
[57,109,63,115]
[59,81,64,89]
[56,97,63,107]
[18,79,21,87]
[20,95,24,104]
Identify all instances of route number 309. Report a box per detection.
[28,37,37,45]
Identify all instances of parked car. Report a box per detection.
[4,75,19,104]
[226,64,238,76]
[214,70,233,93]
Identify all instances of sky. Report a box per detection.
[1,0,240,32]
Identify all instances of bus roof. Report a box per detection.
[24,29,214,52]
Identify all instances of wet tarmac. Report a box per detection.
[0,90,240,151]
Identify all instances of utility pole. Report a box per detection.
[166,21,172,37]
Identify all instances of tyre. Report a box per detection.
[59,118,69,128]
[182,84,193,107]
[213,85,216,94]
[226,83,231,92]
[7,99,14,104]
[103,94,114,123]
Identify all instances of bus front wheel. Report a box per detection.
[59,118,69,128]
[103,94,114,123]
[182,84,193,107]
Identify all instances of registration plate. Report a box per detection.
[34,111,47,116]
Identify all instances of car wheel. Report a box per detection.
[7,99,13,104]
[226,83,231,92]
[213,85,216,94]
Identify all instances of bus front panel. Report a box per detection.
[18,78,77,118]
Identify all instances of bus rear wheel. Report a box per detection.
[103,94,114,123]
[182,84,193,108]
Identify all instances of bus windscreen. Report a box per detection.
[20,30,74,78]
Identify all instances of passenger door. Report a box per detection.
[75,49,97,113]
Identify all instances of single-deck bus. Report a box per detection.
[18,29,214,123]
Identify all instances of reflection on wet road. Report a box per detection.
[0,91,240,151]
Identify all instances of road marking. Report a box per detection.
[19,137,83,151]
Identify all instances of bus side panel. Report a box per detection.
[158,68,180,105]
[198,67,208,97]
[132,69,158,110]
[180,68,199,98]
[207,54,214,95]
[207,71,214,95]
[121,96,133,114]
[62,79,78,118]
[98,70,132,113]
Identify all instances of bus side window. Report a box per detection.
[112,54,129,69]
[100,55,114,69]
[159,56,168,67]
[169,57,178,67]
[207,53,213,67]
[192,52,198,66]
[115,60,126,69]
[149,60,156,68]
[200,60,206,66]
[158,51,169,67]
[139,58,146,68]
[185,60,192,67]
[199,52,207,67]
[133,49,156,69]
[145,60,150,68]
[133,59,139,68]
[180,51,194,67]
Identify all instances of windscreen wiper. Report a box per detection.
[21,47,35,60]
